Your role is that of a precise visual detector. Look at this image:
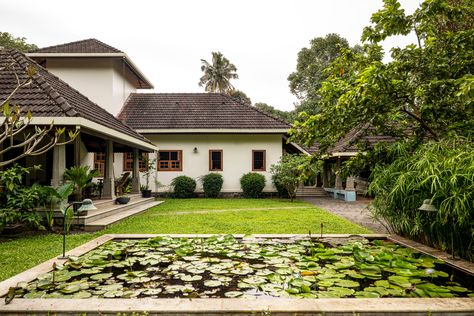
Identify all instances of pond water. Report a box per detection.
[14,235,474,299]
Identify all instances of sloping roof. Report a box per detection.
[0,48,152,146]
[330,124,398,154]
[28,39,153,89]
[31,38,123,54]
[118,93,291,131]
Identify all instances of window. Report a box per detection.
[158,150,182,171]
[123,152,149,172]
[252,150,266,171]
[209,150,223,171]
[94,152,106,176]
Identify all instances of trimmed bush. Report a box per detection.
[201,173,224,198]
[240,172,266,198]
[171,176,196,198]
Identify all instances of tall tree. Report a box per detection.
[199,52,238,94]
[0,32,37,52]
[254,102,292,122]
[229,90,251,105]
[290,0,474,153]
[288,33,361,116]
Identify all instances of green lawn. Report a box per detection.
[0,198,370,281]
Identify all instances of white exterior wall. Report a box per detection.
[44,58,136,116]
[144,133,283,193]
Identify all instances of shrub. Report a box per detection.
[369,138,474,261]
[271,154,311,202]
[240,172,266,198]
[171,176,196,198]
[201,173,224,198]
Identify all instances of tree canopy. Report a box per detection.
[254,102,293,123]
[229,90,251,105]
[199,52,238,94]
[290,0,474,153]
[0,32,37,52]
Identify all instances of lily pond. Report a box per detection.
[14,235,474,299]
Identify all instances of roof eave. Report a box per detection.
[26,52,154,89]
[136,128,289,134]
[24,117,156,152]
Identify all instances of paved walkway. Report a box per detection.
[302,197,390,233]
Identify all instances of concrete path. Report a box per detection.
[302,197,390,233]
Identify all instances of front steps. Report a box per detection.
[296,186,328,198]
[47,194,163,232]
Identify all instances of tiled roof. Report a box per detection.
[31,38,123,54]
[118,93,291,130]
[331,124,398,153]
[0,48,150,144]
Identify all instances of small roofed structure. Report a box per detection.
[0,48,156,197]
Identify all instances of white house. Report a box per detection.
[118,93,291,193]
[22,38,293,195]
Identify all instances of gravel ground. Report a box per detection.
[302,197,390,233]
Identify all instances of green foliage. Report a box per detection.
[201,173,224,198]
[0,164,45,231]
[369,139,474,261]
[0,32,38,52]
[171,176,196,198]
[253,102,292,122]
[64,166,98,200]
[199,51,238,94]
[229,90,251,105]
[290,0,474,153]
[142,157,156,191]
[240,173,266,198]
[270,155,313,201]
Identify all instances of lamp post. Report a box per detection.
[58,199,97,259]
[418,199,456,260]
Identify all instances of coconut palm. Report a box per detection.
[199,52,238,94]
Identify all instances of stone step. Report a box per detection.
[78,197,156,225]
[296,187,328,197]
[84,201,163,232]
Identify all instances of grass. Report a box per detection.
[0,198,370,281]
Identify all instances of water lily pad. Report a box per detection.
[90,272,113,281]
[180,274,203,282]
[204,280,222,287]
[355,290,380,298]
[224,291,243,298]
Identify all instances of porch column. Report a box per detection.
[102,140,115,199]
[74,132,81,166]
[131,148,140,194]
[51,135,66,186]
[335,157,343,190]
[322,161,329,188]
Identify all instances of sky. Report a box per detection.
[2,0,420,111]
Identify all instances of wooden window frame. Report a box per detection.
[123,152,149,172]
[209,149,223,171]
[252,150,266,171]
[157,150,183,171]
[94,152,106,177]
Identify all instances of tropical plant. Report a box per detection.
[142,157,156,191]
[1,66,78,168]
[171,176,196,198]
[240,173,266,198]
[0,164,46,231]
[198,52,238,94]
[270,155,314,202]
[369,138,474,261]
[40,183,75,231]
[229,90,251,105]
[64,166,99,201]
[201,173,224,198]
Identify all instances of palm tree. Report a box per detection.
[199,52,238,94]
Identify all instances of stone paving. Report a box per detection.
[302,197,390,233]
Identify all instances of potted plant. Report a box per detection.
[141,158,156,198]
[115,183,131,204]
[64,166,99,203]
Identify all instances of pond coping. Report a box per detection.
[1,233,473,315]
